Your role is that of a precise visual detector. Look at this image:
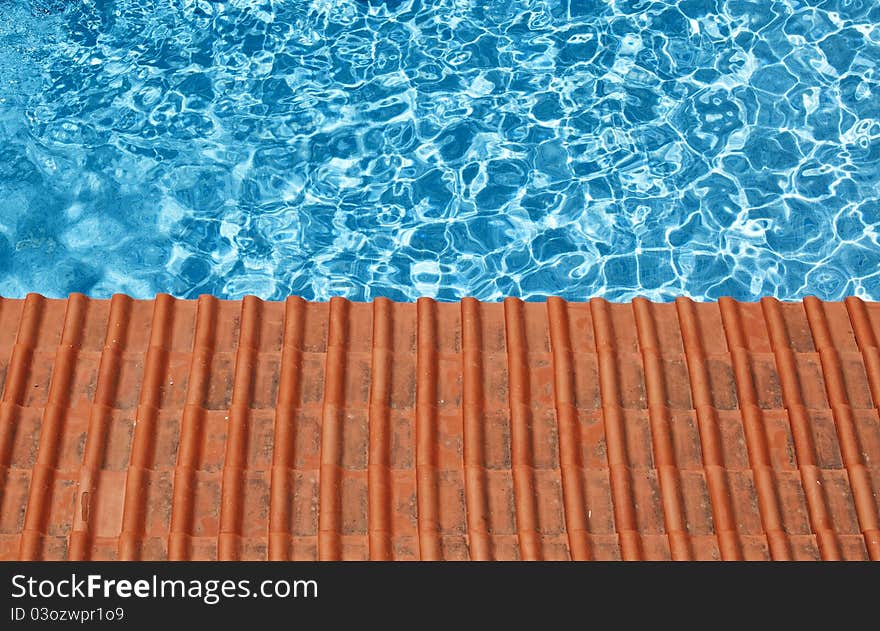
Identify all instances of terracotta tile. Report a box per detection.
[716,410,751,469]
[811,410,844,469]
[340,474,368,535]
[820,469,861,535]
[623,410,654,469]
[246,410,279,469]
[822,302,859,352]
[565,302,595,353]
[140,470,174,535]
[664,358,694,409]
[0,470,30,534]
[440,535,470,560]
[617,355,647,409]
[740,535,771,561]
[651,303,685,356]
[0,295,877,560]
[680,470,714,535]
[726,470,764,535]
[631,469,665,534]
[588,534,622,560]
[780,302,816,353]
[5,406,42,469]
[581,468,614,534]
[87,471,127,538]
[765,411,798,470]
[669,411,702,470]
[690,536,720,560]
[789,535,821,561]
[576,411,607,469]
[704,356,738,409]
[607,302,639,353]
[854,410,880,464]
[571,352,601,410]
[534,470,565,535]
[840,354,873,410]
[839,534,869,561]
[641,534,671,560]
[797,354,830,410]
[692,302,728,355]
[522,303,551,353]
[776,470,813,535]
[436,469,466,535]
[736,302,772,353]
[751,355,784,409]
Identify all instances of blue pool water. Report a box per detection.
[1,0,879,302]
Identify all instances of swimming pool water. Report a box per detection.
[1,0,879,302]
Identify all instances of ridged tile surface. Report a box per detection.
[0,294,878,560]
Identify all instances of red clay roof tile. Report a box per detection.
[0,293,878,560]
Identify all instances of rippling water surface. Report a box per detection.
[1,0,879,301]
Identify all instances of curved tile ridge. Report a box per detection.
[0,294,876,561]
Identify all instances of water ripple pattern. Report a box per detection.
[1,0,879,302]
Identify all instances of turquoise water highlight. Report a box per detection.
[1,0,879,301]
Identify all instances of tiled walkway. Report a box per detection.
[0,294,878,560]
